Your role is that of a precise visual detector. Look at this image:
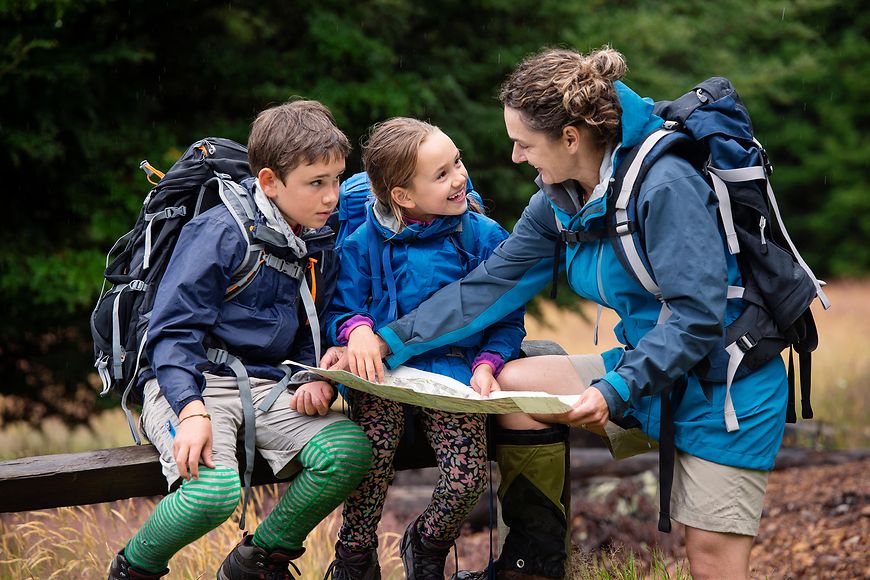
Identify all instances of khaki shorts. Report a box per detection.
[669,450,768,536]
[567,355,767,536]
[567,354,658,459]
[140,374,349,489]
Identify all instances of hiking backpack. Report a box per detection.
[613,77,828,425]
[90,137,320,440]
[331,171,483,321]
[558,77,831,532]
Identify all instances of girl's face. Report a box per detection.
[392,130,468,222]
[503,106,602,188]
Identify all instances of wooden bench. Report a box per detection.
[0,339,569,514]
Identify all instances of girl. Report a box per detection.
[324,118,525,580]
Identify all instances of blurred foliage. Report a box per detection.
[0,0,867,419]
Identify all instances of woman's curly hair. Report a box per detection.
[499,46,626,146]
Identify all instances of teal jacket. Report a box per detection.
[379,83,787,471]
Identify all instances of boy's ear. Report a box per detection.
[390,186,416,210]
[258,167,281,199]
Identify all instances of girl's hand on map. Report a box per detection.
[346,325,385,383]
[470,363,500,398]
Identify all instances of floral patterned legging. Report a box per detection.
[338,390,489,551]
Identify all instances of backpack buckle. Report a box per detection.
[614,220,636,235]
[207,348,230,365]
[736,333,757,353]
[129,279,148,292]
[760,148,774,176]
[164,207,187,219]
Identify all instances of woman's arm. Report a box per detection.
[379,191,557,367]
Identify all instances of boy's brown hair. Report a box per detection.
[248,99,351,177]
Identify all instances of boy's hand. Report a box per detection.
[174,400,215,481]
[470,364,500,398]
[551,387,609,431]
[346,325,385,383]
[320,346,346,369]
[290,381,335,416]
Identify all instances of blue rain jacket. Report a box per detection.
[143,179,339,416]
[379,83,788,471]
[328,206,525,385]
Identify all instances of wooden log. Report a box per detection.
[0,445,288,513]
[0,339,573,514]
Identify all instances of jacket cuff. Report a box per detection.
[595,371,631,419]
[171,392,205,417]
[472,352,505,377]
[336,315,375,345]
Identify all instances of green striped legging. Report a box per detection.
[124,420,371,573]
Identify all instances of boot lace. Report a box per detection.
[323,551,375,580]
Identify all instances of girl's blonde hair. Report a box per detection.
[362,117,480,228]
[499,46,627,147]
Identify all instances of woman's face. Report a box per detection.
[503,106,602,187]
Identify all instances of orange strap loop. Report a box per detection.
[139,160,166,186]
[307,257,318,303]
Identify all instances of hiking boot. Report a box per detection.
[492,426,569,579]
[323,542,381,580]
[400,517,453,580]
[450,568,558,580]
[217,533,304,580]
[107,550,168,579]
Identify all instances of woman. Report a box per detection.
[334,47,790,580]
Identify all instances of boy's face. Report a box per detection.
[259,156,345,229]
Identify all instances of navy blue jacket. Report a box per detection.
[144,183,338,416]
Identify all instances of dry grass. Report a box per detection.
[0,486,406,579]
[524,279,870,448]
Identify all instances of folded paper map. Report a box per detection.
[286,361,580,415]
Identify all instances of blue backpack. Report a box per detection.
[330,171,483,320]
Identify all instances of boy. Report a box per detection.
[108,100,372,579]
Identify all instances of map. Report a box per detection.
[286,361,580,415]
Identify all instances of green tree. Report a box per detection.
[0,0,866,421]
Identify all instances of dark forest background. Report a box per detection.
[1,0,867,424]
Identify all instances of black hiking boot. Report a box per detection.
[107,550,169,579]
[216,533,304,580]
[323,541,381,580]
[450,567,559,580]
[400,517,453,579]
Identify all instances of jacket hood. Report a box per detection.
[369,200,466,243]
[614,81,664,155]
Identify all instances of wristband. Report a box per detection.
[178,412,211,424]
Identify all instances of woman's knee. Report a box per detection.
[684,526,752,580]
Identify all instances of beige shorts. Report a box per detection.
[669,450,768,536]
[567,354,658,459]
[140,374,349,489]
[567,354,767,536]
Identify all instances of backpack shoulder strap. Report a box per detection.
[212,177,267,300]
[609,126,690,300]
